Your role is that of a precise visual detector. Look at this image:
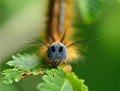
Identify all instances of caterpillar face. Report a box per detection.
[48,42,67,64]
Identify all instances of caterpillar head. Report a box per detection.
[39,29,83,66]
[48,42,67,65]
[39,40,82,66]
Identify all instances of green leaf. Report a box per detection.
[2,68,24,84]
[65,72,88,91]
[0,74,18,91]
[2,53,52,84]
[77,0,104,23]
[37,69,73,91]
[6,53,40,70]
[2,66,43,84]
[2,53,43,84]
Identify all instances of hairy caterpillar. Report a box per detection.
[39,0,84,66]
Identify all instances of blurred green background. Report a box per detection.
[0,0,120,91]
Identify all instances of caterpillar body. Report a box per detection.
[39,0,83,66]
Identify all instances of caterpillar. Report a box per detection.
[39,0,84,66]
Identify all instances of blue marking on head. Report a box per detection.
[48,42,67,62]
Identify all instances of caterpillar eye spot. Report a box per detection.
[51,46,55,52]
[59,46,63,52]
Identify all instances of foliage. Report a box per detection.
[77,0,104,23]
[2,53,88,91]
[37,69,73,91]
[66,72,88,91]
[6,53,40,70]
[2,68,24,84]
[2,53,41,84]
